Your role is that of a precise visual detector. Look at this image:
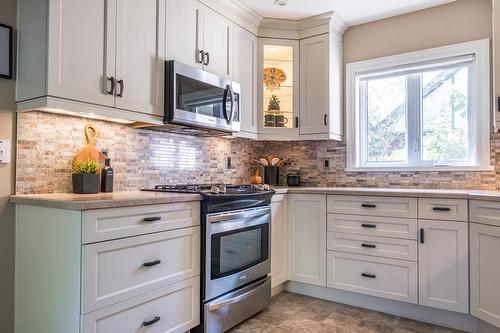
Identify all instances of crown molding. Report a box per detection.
[259,11,349,39]
[200,0,263,35]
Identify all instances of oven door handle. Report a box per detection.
[208,207,271,224]
[207,277,268,312]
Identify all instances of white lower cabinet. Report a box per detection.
[327,251,418,303]
[271,194,288,288]
[471,222,500,328]
[82,277,200,333]
[418,219,469,313]
[288,194,327,286]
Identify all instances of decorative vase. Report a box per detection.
[264,166,280,186]
[72,173,100,194]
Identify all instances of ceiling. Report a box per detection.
[240,0,457,26]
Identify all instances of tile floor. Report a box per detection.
[229,292,467,333]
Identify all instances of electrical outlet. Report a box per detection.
[324,159,330,168]
[0,139,10,163]
[227,156,232,169]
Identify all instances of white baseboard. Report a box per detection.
[271,283,285,297]
[284,281,478,333]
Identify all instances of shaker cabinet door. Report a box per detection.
[234,25,258,135]
[299,34,330,135]
[47,0,115,106]
[418,219,469,313]
[271,195,287,288]
[471,223,500,328]
[202,6,233,78]
[288,194,327,286]
[166,0,203,68]
[115,0,164,116]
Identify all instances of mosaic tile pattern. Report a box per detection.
[229,292,466,333]
[16,112,265,194]
[15,111,500,194]
[262,135,500,191]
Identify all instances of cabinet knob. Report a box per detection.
[420,228,425,244]
[361,224,377,229]
[361,243,376,249]
[324,114,328,126]
[361,203,377,208]
[295,116,299,128]
[432,207,451,212]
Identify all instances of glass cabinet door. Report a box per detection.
[259,39,299,134]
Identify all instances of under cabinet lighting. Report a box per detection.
[40,108,136,125]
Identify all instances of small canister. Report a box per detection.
[286,172,300,187]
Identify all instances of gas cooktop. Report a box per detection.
[142,184,272,196]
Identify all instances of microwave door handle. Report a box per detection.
[227,84,235,125]
[222,85,229,123]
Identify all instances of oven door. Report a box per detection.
[205,206,271,301]
[165,60,240,132]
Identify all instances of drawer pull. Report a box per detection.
[361,224,377,228]
[361,243,376,249]
[361,273,376,279]
[432,207,451,212]
[143,216,162,222]
[142,316,161,327]
[143,259,162,267]
[420,228,425,244]
[361,203,377,208]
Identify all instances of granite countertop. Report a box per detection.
[273,187,500,201]
[10,191,202,210]
[11,187,500,211]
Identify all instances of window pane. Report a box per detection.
[366,76,407,162]
[422,66,470,162]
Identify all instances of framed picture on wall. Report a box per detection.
[0,23,13,79]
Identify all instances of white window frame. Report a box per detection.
[346,39,492,172]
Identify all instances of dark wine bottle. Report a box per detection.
[101,151,114,193]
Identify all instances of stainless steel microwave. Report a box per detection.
[164,60,240,133]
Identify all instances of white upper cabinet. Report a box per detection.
[115,0,164,116]
[46,0,115,107]
[418,219,469,313]
[17,0,166,123]
[233,26,258,136]
[165,0,233,78]
[300,34,329,135]
[202,6,233,78]
[166,0,203,69]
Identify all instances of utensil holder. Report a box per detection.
[264,166,280,186]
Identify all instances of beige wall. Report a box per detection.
[0,0,16,331]
[494,0,500,125]
[343,0,492,64]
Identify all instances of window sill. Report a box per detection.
[345,165,495,173]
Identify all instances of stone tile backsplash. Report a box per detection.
[16,112,265,194]
[15,111,500,194]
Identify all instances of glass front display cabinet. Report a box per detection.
[258,39,299,135]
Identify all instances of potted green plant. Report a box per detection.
[268,94,281,112]
[72,159,103,194]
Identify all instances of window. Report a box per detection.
[346,40,491,171]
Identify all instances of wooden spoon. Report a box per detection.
[259,158,269,166]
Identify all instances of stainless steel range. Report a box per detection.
[143,184,274,333]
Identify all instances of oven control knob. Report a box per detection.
[219,185,227,194]
[210,186,220,194]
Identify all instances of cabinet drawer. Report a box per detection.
[83,202,200,243]
[327,251,417,304]
[82,276,200,333]
[418,198,468,221]
[327,195,417,218]
[327,214,417,240]
[82,227,200,313]
[327,232,417,261]
[470,200,500,227]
